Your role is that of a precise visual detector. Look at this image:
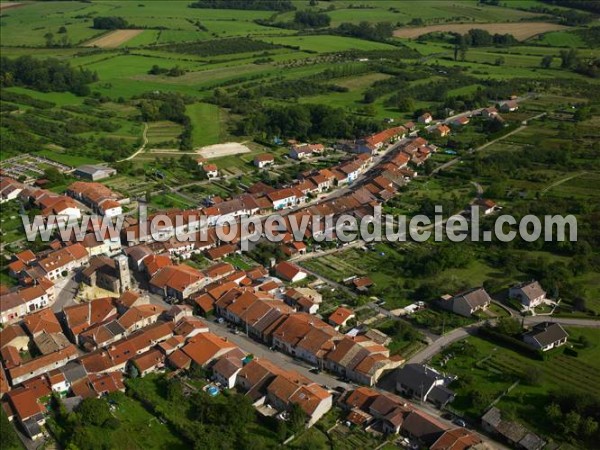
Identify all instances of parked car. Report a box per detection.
[453,418,466,427]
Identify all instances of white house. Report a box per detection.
[523,322,568,351]
[509,280,546,309]
[98,199,123,218]
[254,154,275,169]
[418,113,432,124]
[438,287,491,317]
[203,164,219,179]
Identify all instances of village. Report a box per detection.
[0,95,584,450]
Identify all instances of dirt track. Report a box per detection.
[84,29,143,48]
[0,2,24,10]
[198,142,251,159]
[394,22,568,41]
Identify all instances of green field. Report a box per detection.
[186,103,224,148]
[258,35,399,53]
[433,328,600,445]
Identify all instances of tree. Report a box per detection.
[396,96,414,112]
[44,32,54,47]
[495,56,505,66]
[545,402,562,422]
[76,398,112,427]
[581,417,599,438]
[496,317,522,336]
[289,403,307,433]
[563,410,581,435]
[58,26,67,34]
[540,55,554,69]
[559,48,579,68]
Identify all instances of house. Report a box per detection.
[254,153,275,169]
[431,124,451,137]
[509,280,546,309]
[284,288,321,314]
[418,113,432,124]
[63,296,118,342]
[268,188,300,210]
[482,107,498,118]
[438,287,491,317]
[203,164,219,179]
[352,276,373,292]
[0,177,24,203]
[401,410,448,446]
[0,324,29,351]
[482,407,545,450]
[149,264,206,300]
[523,322,568,351]
[499,100,519,112]
[22,308,62,338]
[362,126,406,152]
[37,243,89,281]
[8,345,79,385]
[328,306,355,329]
[452,116,470,127]
[130,348,165,377]
[395,364,455,407]
[181,332,238,367]
[0,284,54,325]
[274,261,307,283]
[266,372,333,427]
[475,198,496,215]
[212,353,244,388]
[430,428,482,450]
[5,387,47,439]
[289,143,324,160]
[118,304,166,334]
[67,181,124,215]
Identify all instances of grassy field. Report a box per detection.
[258,35,399,53]
[186,103,224,148]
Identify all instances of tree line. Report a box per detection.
[189,0,295,11]
[0,56,97,95]
[159,37,282,57]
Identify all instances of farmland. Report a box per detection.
[393,22,569,40]
[1,0,600,448]
[431,328,600,444]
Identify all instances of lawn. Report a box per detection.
[186,103,224,148]
[146,121,183,148]
[106,392,188,450]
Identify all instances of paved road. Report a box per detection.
[408,315,600,365]
[204,319,351,390]
[52,276,79,313]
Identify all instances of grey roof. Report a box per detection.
[62,396,83,413]
[481,407,502,427]
[401,411,447,445]
[428,385,455,405]
[396,364,443,394]
[105,320,126,336]
[497,419,528,443]
[22,416,43,438]
[454,287,491,309]
[75,165,115,175]
[512,280,546,301]
[60,362,88,383]
[524,322,568,347]
[519,432,546,450]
